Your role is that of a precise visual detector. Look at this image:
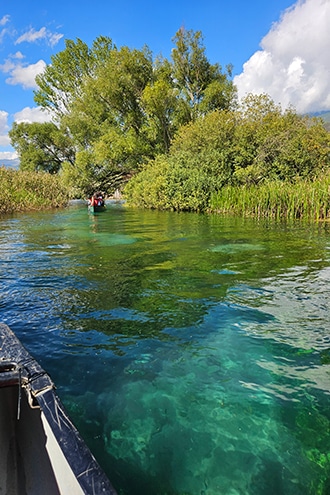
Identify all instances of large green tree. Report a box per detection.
[64,45,154,178]
[28,29,237,195]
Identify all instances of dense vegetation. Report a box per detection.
[210,177,330,220]
[0,167,69,214]
[9,29,235,198]
[125,95,330,218]
[8,28,330,219]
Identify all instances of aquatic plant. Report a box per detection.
[209,176,330,220]
[0,166,70,214]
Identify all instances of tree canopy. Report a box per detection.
[10,29,237,195]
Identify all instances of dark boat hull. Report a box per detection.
[88,204,106,213]
[0,323,117,495]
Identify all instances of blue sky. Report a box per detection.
[1,0,329,166]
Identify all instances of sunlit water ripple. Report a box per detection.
[0,202,330,495]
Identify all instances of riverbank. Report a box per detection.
[0,167,70,214]
[2,165,330,222]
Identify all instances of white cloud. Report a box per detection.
[14,106,52,124]
[15,26,63,48]
[0,110,9,129]
[0,15,10,43]
[0,110,10,146]
[234,0,330,113]
[1,17,63,48]
[0,57,46,89]
[0,105,51,167]
[15,26,47,44]
[11,51,24,60]
[0,136,10,146]
[0,106,52,142]
[0,151,18,160]
[0,15,10,26]
[48,32,64,48]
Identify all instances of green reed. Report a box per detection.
[0,167,70,214]
[209,176,330,221]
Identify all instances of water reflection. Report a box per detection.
[0,203,330,494]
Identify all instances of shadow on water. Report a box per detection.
[1,203,330,494]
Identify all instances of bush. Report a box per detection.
[124,95,330,215]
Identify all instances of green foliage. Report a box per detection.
[34,36,115,119]
[27,28,236,197]
[124,155,171,209]
[61,151,95,198]
[142,78,179,153]
[171,109,236,164]
[90,45,153,133]
[125,148,221,212]
[233,96,330,184]
[209,175,330,220]
[162,153,213,211]
[61,149,129,198]
[58,43,156,195]
[125,115,237,212]
[126,93,330,217]
[0,167,70,214]
[9,121,75,173]
[171,28,236,121]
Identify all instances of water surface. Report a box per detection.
[1,201,330,495]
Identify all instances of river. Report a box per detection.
[1,200,330,495]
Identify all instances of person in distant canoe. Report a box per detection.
[88,194,98,207]
[88,193,105,207]
[96,192,105,206]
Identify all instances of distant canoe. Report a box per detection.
[88,204,106,213]
[0,323,117,495]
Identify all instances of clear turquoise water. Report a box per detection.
[1,201,330,494]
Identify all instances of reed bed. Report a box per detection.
[209,176,330,221]
[0,167,70,214]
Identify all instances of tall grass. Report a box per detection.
[209,176,330,221]
[0,167,70,214]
